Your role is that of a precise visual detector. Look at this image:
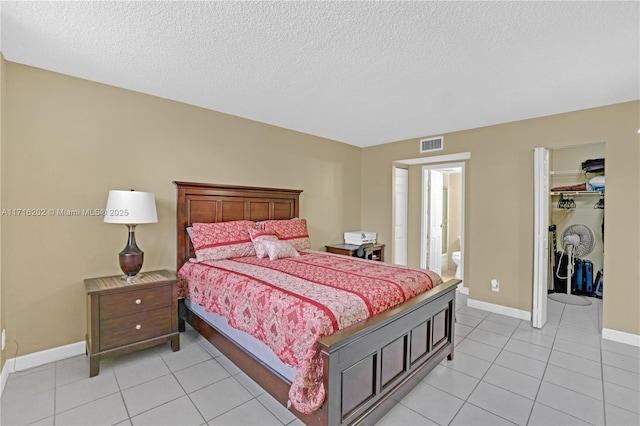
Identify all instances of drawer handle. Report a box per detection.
[135,299,141,305]
[135,324,141,330]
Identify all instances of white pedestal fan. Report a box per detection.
[549,224,596,305]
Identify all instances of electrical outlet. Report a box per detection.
[2,329,5,351]
[491,279,500,292]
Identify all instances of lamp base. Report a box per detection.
[119,225,144,277]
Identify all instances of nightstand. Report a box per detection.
[325,244,385,262]
[85,269,180,377]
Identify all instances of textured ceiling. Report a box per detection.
[1,1,638,147]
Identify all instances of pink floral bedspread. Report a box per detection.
[177,250,442,414]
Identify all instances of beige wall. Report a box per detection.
[362,101,640,336]
[1,62,362,356]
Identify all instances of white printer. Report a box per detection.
[344,231,377,245]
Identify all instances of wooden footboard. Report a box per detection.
[317,277,458,425]
[179,278,458,426]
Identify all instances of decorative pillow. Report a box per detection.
[248,228,278,259]
[261,218,311,251]
[261,239,300,261]
[191,221,255,261]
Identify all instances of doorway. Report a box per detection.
[533,143,606,328]
[422,162,466,292]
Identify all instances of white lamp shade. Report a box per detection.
[104,190,158,224]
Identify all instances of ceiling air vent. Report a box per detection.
[420,136,444,153]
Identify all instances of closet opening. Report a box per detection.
[533,142,605,328]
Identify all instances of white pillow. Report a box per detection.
[248,228,278,258]
[262,239,300,261]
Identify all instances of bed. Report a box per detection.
[174,181,460,425]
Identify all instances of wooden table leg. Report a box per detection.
[89,355,100,377]
[171,334,180,352]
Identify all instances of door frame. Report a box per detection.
[393,167,409,265]
[533,142,606,328]
[420,161,467,294]
[533,147,550,328]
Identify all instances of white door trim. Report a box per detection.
[533,147,550,328]
[393,167,409,265]
[397,152,471,165]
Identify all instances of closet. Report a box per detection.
[548,143,605,299]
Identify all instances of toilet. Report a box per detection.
[451,251,461,279]
[451,235,462,279]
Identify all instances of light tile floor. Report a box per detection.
[1,293,638,425]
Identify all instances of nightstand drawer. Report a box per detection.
[100,285,172,319]
[100,307,172,350]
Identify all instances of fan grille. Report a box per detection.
[561,224,595,257]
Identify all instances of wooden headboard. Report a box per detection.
[174,181,303,271]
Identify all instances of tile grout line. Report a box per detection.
[111,357,134,425]
[166,343,209,426]
[525,300,564,426]
[251,383,291,425]
[150,338,213,425]
[469,314,533,425]
[440,304,523,425]
[392,299,473,424]
[599,299,608,426]
[179,337,272,425]
[530,300,604,426]
[450,300,602,425]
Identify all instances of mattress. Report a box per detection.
[184,298,297,382]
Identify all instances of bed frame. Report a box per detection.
[174,181,459,426]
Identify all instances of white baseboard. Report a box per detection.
[466,298,531,321]
[602,328,640,347]
[1,341,85,397]
[0,360,9,397]
[457,282,469,295]
[465,300,640,348]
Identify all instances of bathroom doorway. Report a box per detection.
[422,163,466,291]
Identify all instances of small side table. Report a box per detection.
[85,269,180,377]
[325,244,385,262]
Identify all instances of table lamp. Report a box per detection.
[104,189,158,278]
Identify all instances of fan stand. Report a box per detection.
[548,245,592,306]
